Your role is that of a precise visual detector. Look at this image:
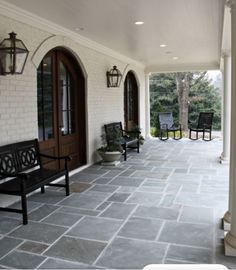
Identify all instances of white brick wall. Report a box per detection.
[0,14,146,164]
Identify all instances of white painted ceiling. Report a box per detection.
[6,0,225,72]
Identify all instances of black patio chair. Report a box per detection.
[189,112,214,141]
[158,112,182,141]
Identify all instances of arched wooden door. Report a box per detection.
[124,71,139,130]
[37,48,86,170]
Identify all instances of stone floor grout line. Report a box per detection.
[92,203,140,267]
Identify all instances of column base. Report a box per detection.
[225,232,236,256]
[223,211,231,231]
[220,154,229,164]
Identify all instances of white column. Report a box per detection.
[145,73,151,137]
[225,0,236,256]
[222,54,232,230]
[221,54,231,163]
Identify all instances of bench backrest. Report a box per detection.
[0,139,41,178]
[104,122,123,146]
[158,112,174,129]
[197,112,214,129]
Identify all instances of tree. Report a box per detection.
[150,71,221,136]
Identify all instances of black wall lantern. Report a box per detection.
[106,65,122,87]
[0,32,29,75]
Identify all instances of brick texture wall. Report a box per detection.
[0,14,145,164]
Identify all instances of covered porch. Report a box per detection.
[0,138,233,269]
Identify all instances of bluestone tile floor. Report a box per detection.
[0,138,236,269]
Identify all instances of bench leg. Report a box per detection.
[41,186,45,194]
[21,194,28,225]
[123,144,127,161]
[65,172,70,196]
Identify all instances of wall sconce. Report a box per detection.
[0,32,29,75]
[106,66,122,87]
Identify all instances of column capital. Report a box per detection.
[226,0,236,10]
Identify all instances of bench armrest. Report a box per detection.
[39,153,72,161]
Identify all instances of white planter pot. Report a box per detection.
[98,151,122,162]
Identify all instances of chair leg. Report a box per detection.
[41,186,45,194]
[160,129,168,141]
[137,139,140,153]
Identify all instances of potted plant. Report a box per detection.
[97,130,123,163]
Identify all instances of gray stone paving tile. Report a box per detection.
[159,221,213,248]
[109,176,144,187]
[132,171,169,179]
[107,192,131,202]
[118,217,163,240]
[119,169,136,176]
[133,205,179,220]
[42,212,83,226]
[28,204,59,221]
[39,258,95,269]
[9,221,67,244]
[45,236,106,265]
[181,183,199,192]
[88,184,119,193]
[118,186,137,192]
[166,244,213,263]
[96,201,111,211]
[189,168,217,175]
[70,182,92,193]
[164,259,196,264]
[100,202,136,219]
[28,190,66,204]
[58,206,100,216]
[58,193,107,210]
[176,192,228,208]
[137,186,164,193]
[165,183,182,194]
[174,168,189,173]
[70,173,99,183]
[0,237,22,258]
[67,216,122,241]
[0,250,45,269]
[80,168,108,175]
[0,217,21,234]
[93,177,113,184]
[179,206,214,224]
[160,194,176,207]
[126,191,162,206]
[96,237,167,268]
[103,170,123,177]
[17,241,49,254]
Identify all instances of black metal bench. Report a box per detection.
[0,139,71,225]
[104,122,140,161]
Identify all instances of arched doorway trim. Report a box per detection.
[32,35,88,79]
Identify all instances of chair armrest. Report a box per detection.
[40,153,72,161]
[160,124,168,130]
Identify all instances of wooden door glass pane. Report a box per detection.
[59,62,75,136]
[37,56,54,141]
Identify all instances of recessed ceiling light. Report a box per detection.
[75,27,84,31]
[135,21,144,25]
[173,56,179,60]
[160,44,167,48]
